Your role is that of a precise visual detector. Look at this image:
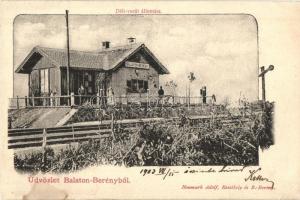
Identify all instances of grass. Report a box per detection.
[14,101,274,173]
[66,103,228,124]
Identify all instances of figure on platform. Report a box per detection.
[200,86,207,104]
[158,86,165,105]
[50,90,57,106]
[212,94,216,105]
[78,84,85,105]
[108,87,115,105]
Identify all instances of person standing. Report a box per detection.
[158,86,164,105]
[78,84,85,105]
[200,86,207,104]
[50,90,54,107]
[158,86,164,96]
[108,87,115,105]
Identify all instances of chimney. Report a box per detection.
[127,37,136,44]
[102,41,110,49]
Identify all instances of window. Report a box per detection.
[127,79,148,93]
[88,87,92,93]
[127,80,132,90]
[85,81,89,87]
[138,80,144,90]
[83,71,94,94]
[88,74,92,81]
[132,80,138,92]
[40,69,49,94]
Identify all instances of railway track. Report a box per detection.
[8,115,254,149]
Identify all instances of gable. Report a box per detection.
[32,54,57,70]
[15,50,43,74]
[112,46,170,75]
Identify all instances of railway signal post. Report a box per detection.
[259,65,274,102]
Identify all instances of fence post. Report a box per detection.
[42,128,47,169]
[110,113,116,153]
[147,89,149,109]
[100,89,103,106]
[172,96,175,106]
[111,113,115,141]
[42,128,47,148]
[79,94,82,106]
[32,96,35,107]
[42,95,46,106]
[16,96,19,109]
[8,117,12,129]
[25,96,28,108]
[50,94,53,107]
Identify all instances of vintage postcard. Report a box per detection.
[0,1,299,200]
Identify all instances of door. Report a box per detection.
[83,71,95,95]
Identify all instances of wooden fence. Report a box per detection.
[8,118,170,149]
[8,115,253,150]
[9,95,71,109]
[9,94,215,109]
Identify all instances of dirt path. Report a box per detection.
[9,108,72,128]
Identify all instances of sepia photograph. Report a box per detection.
[9,13,274,173]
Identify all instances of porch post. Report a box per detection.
[147,89,149,109]
[28,74,31,98]
[32,95,35,107]
[97,91,100,106]
[100,89,103,106]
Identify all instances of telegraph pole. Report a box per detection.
[259,65,274,101]
[65,10,70,97]
[260,66,266,101]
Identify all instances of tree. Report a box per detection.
[222,96,231,109]
[188,72,196,82]
[165,80,178,96]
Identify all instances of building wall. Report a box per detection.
[111,54,160,103]
[26,50,166,103]
[29,56,58,96]
[29,69,40,97]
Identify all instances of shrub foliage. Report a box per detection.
[14,102,274,173]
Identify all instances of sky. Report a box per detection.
[14,14,258,104]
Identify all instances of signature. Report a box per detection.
[140,166,275,188]
[244,167,274,189]
[219,165,248,173]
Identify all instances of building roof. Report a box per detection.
[15,43,170,74]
